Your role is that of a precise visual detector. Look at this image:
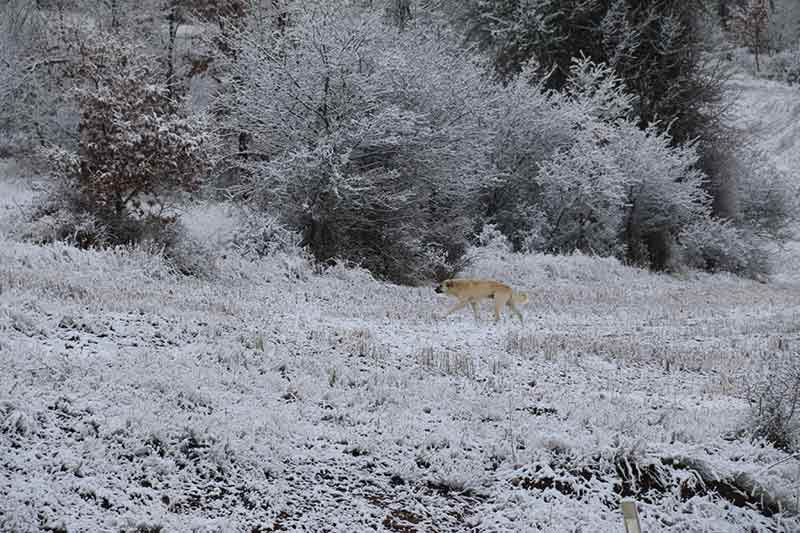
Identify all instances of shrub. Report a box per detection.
[534,133,627,256]
[137,218,215,278]
[475,223,512,254]
[744,352,800,452]
[218,5,493,284]
[484,58,635,254]
[611,124,709,269]
[734,147,798,241]
[19,207,108,249]
[39,32,214,246]
[73,34,212,221]
[698,138,797,244]
[25,31,216,275]
[19,175,109,247]
[677,218,771,279]
[231,210,301,259]
[504,58,709,267]
[761,44,800,84]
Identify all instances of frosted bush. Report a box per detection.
[476,223,512,253]
[18,206,109,249]
[735,147,798,241]
[744,352,800,451]
[761,44,800,84]
[29,32,216,269]
[677,218,770,279]
[218,5,493,283]
[231,210,300,259]
[491,57,709,269]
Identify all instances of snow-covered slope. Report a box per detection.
[725,73,800,288]
[2,75,800,533]
[2,203,800,531]
[727,74,800,175]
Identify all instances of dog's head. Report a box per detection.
[434,280,450,294]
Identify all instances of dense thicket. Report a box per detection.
[1,0,795,282]
[453,0,733,268]
[215,4,494,283]
[456,0,720,143]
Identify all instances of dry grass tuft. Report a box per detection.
[417,347,475,378]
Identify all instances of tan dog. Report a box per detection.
[435,278,528,323]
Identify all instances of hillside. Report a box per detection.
[4,0,800,527]
[3,159,800,531]
[727,74,800,175]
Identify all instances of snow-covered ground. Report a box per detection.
[726,71,800,288]
[3,76,800,532]
[727,74,800,176]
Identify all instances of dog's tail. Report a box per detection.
[511,291,529,305]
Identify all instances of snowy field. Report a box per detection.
[2,165,800,533]
[727,73,800,176]
[2,69,800,532]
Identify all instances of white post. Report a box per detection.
[621,499,642,533]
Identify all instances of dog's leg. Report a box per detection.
[470,300,480,321]
[507,302,524,324]
[493,295,505,322]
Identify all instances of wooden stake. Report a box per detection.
[621,499,642,533]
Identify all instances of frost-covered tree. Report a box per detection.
[456,0,604,87]
[731,0,771,71]
[158,0,248,87]
[483,57,634,253]
[455,0,727,212]
[480,63,574,250]
[44,33,214,242]
[217,2,494,283]
[0,2,27,128]
[768,0,800,50]
[0,0,75,152]
[531,58,633,257]
[613,125,709,268]
[453,0,744,267]
[486,57,710,268]
[545,60,709,266]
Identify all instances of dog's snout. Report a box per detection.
[434,285,442,294]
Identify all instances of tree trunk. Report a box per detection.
[110,0,119,29]
[754,29,761,73]
[388,0,412,30]
[166,4,179,93]
[645,230,670,271]
[623,198,645,266]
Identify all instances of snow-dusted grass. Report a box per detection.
[2,156,800,531]
[2,222,800,531]
[0,159,40,230]
[180,201,242,253]
[727,71,800,176]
